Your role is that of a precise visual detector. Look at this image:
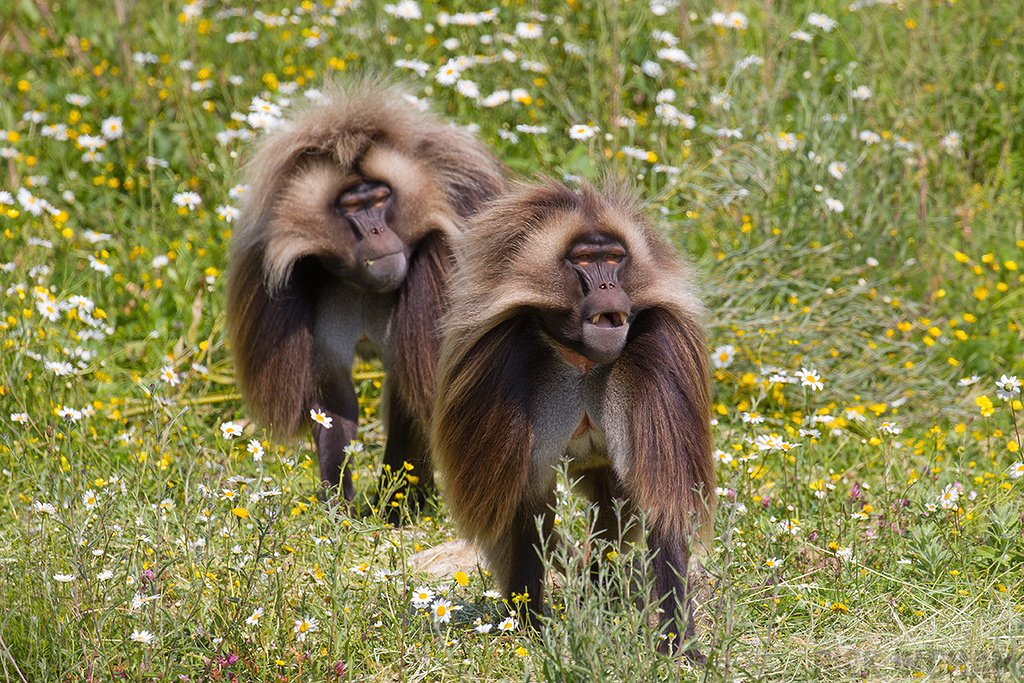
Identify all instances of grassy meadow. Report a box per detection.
[2,0,1024,680]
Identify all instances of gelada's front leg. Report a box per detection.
[649,526,704,662]
[483,495,555,630]
[311,379,360,502]
[377,387,435,525]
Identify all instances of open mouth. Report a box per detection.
[587,312,628,329]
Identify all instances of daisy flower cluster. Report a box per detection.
[407,573,523,638]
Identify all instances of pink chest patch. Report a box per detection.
[571,412,594,439]
[552,343,596,439]
[554,343,595,375]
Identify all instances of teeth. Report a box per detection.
[588,313,628,327]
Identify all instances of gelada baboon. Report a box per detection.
[227,79,508,520]
[432,179,715,655]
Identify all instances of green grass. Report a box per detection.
[1,0,1023,680]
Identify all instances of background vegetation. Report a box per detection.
[1,0,1022,680]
